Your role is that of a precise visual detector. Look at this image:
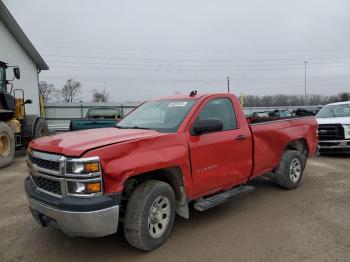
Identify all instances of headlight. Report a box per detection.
[343,125,350,139]
[65,156,103,196]
[66,157,101,175]
[67,180,102,195]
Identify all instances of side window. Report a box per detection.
[0,67,5,92]
[197,98,237,130]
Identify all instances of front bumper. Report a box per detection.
[25,177,120,237]
[318,140,350,153]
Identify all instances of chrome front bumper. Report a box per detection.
[28,198,119,237]
[318,140,350,149]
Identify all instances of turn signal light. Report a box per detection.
[86,182,101,193]
[85,162,100,173]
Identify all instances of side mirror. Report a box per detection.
[191,118,223,136]
[13,67,20,79]
[24,99,32,104]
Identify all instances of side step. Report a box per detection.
[194,185,255,211]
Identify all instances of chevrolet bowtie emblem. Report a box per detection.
[318,130,327,134]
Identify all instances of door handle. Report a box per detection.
[235,135,247,141]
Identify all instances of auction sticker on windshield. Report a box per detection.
[168,102,188,107]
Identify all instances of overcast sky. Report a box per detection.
[4,0,350,102]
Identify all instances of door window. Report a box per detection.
[0,67,5,92]
[197,98,237,130]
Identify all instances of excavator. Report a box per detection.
[0,61,48,169]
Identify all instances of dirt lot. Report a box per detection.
[0,152,349,262]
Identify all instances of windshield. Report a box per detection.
[117,99,197,133]
[316,104,350,118]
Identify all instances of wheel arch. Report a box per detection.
[123,166,189,219]
[284,138,309,169]
[285,138,308,154]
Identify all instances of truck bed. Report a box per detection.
[248,116,318,179]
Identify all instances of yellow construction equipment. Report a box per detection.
[0,61,48,168]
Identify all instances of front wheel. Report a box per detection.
[275,150,304,189]
[124,180,175,251]
[0,122,15,169]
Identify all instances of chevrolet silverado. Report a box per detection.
[25,93,318,251]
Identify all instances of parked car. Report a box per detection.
[69,107,123,131]
[247,109,293,124]
[316,101,350,153]
[294,106,322,117]
[25,93,318,251]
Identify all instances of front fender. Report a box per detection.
[83,133,194,196]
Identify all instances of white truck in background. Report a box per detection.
[316,101,350,153]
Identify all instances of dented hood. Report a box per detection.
[29,128,164,157]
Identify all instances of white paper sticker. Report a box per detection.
[168,102,188,107]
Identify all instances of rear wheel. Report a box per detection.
[124,180,175,251]
[0,122,15,169]
[275,150,304,189]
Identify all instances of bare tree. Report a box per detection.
[308,94,323,105]
[261,96,273,107]
[61,79,82,103]
[39,81,56,103]
[339,92,350,102]
[91,89,109,102]
[244,95,260,107]
[240,93,350,107]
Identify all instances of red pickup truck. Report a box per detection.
[25,93,318,251]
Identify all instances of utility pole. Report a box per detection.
[227,76,230,93]
[304,61,307,105]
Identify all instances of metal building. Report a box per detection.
[0,0,48,115]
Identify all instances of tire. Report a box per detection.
[33,118,49,138]
[0,122,15,169]
[124,180,176,251]
[275,150,304,189]
[301,149,308,171]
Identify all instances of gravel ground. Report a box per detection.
[0,152,349,262]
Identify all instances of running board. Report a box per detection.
[194,185,255,211]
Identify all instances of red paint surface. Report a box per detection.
[30,93,318,199]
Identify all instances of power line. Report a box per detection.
[42,54,350,63]
[45,59,350,67]
[40,75,350,83]
[44,63,350,72]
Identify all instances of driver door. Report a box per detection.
[187,97,252,197]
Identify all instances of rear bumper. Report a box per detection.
[25,177,120,237]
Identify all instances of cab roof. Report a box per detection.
[154,93,233,101]
[326,101,350,106]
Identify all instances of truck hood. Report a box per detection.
[29,128,164,157]
[316,117,350,125]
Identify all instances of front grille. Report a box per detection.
[32,176,62,195]
[28,154,60,171]
[318,124,345,140]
